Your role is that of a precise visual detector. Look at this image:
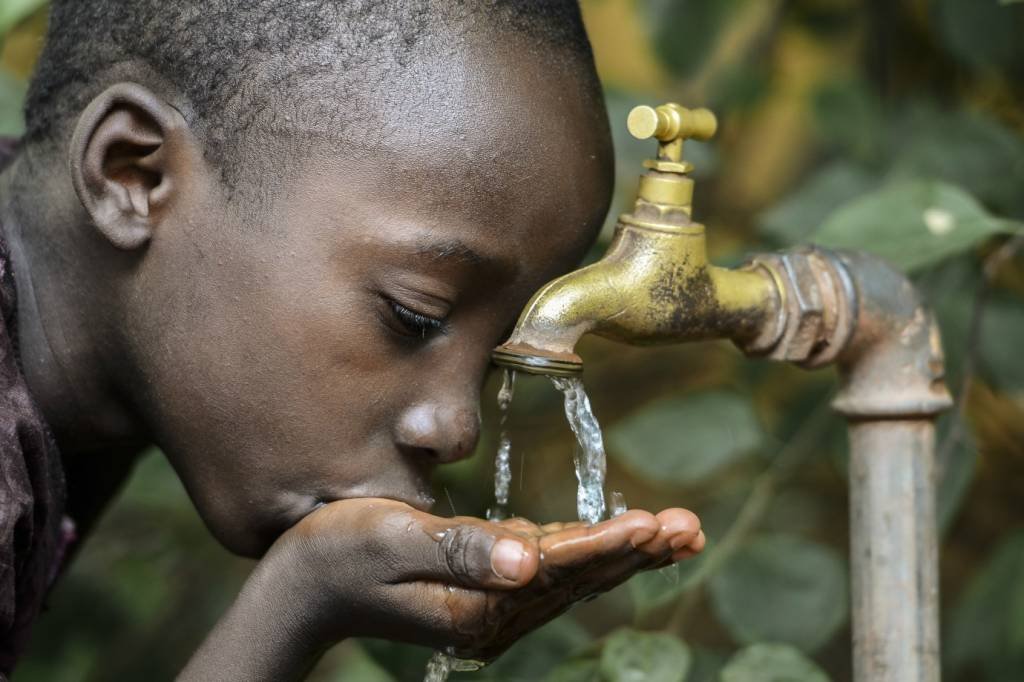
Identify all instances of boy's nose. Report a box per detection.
[395,404,481,463]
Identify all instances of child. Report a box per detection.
[0,1,705,678]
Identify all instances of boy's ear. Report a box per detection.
[69,82,188,251]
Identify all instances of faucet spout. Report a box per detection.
[492,217,781,376]
[492,103,781,377]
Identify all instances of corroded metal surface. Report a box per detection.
[848,420,940,682]
[491,103,950,682]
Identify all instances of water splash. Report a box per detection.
[424,651,453,682]
[488,370,516,521]
[424,651,485,682]
[550,376,607,524]
[610,490,628,517]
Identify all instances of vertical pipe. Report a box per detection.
[847,419,940,682]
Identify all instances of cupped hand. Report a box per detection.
[269,498,705,661]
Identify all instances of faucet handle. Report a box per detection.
[627,103,717,143]
[627,103,717,171]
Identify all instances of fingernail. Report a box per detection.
[490,538,527,582]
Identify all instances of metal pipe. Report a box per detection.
[491,102,953,680]
[848,419,940,682]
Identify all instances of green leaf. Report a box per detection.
[889,106,1024,219]
[980,292,1024,390]
[933,0,1024,74]
[759,161,878,246]
[545,659,602,682]
[811,79,885,164]
[812,180,1023,272]
[720,644,830,682]
[947,531,1024,677]
[640,0,742,78]
[709,534,848,652]
[685,647,728,682]
[0,0,46,37]
[476,617,591,680]
[607,390,762,486]
[599,629,691,682]
[628,562,698,615]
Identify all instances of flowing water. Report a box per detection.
[609,490,628,517]
[423,374,609,682]
[550,376,607,525]
[424,652,484,682]
[487,370,516,521]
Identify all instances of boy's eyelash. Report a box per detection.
[387,300,449,338]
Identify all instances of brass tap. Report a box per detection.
[492,103,781,376]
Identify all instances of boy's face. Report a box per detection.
[122,38,614,556]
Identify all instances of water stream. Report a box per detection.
[487,370,516,521]
[423,374,609,681]
[550,376,607,525]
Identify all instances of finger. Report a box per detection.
[384,581,493,654]
[671,529,706,561]
[495,517,543,538]
[539,509,660,569]
[637,508,702,558]
[390,510,540,590]
[537,520,587,534]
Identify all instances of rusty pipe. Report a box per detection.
[492,102,951,680]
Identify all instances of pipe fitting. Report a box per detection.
[743,247,857,368]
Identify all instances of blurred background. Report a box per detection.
[2,0,1023,680]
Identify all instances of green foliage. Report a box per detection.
[545,659,602,682]
[709,534,848,653]
[933,0,1024,74]
[719,644,830,682]
[947,532,1024,678]
[640,0,743,78]
[599,629,691,682]
[759,161,878,246]
[0,0,46,37]
[812,180,1022,271]
[979,292,1024,390]
[0,70,27,136]
[607,391,762,486]
[889,106,1024,219]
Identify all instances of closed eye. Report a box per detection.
[387,299,449,339]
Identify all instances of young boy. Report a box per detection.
[0,1,705,678]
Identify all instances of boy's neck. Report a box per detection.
[0,151,148,460]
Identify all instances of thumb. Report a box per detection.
[394,514,540,590]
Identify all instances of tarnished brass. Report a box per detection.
[492,103,779,376]
[492,101,951,682]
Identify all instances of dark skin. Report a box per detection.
[0,34,705,679]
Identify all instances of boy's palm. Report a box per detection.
[278,498,704,661]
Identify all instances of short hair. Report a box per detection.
[25,0,599,188]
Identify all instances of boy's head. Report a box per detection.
[21,0,613,556]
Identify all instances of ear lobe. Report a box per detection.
[69,83,185,251]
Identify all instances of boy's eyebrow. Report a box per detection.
[414,239,486,266]
[411,237,519,280]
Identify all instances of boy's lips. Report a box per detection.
[330,483,437,513]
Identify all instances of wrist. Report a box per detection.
[249,533,344,648]
[180,539,338,682]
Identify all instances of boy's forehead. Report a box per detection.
[258,32,611,259]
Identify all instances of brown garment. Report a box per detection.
[0,138,68,675]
